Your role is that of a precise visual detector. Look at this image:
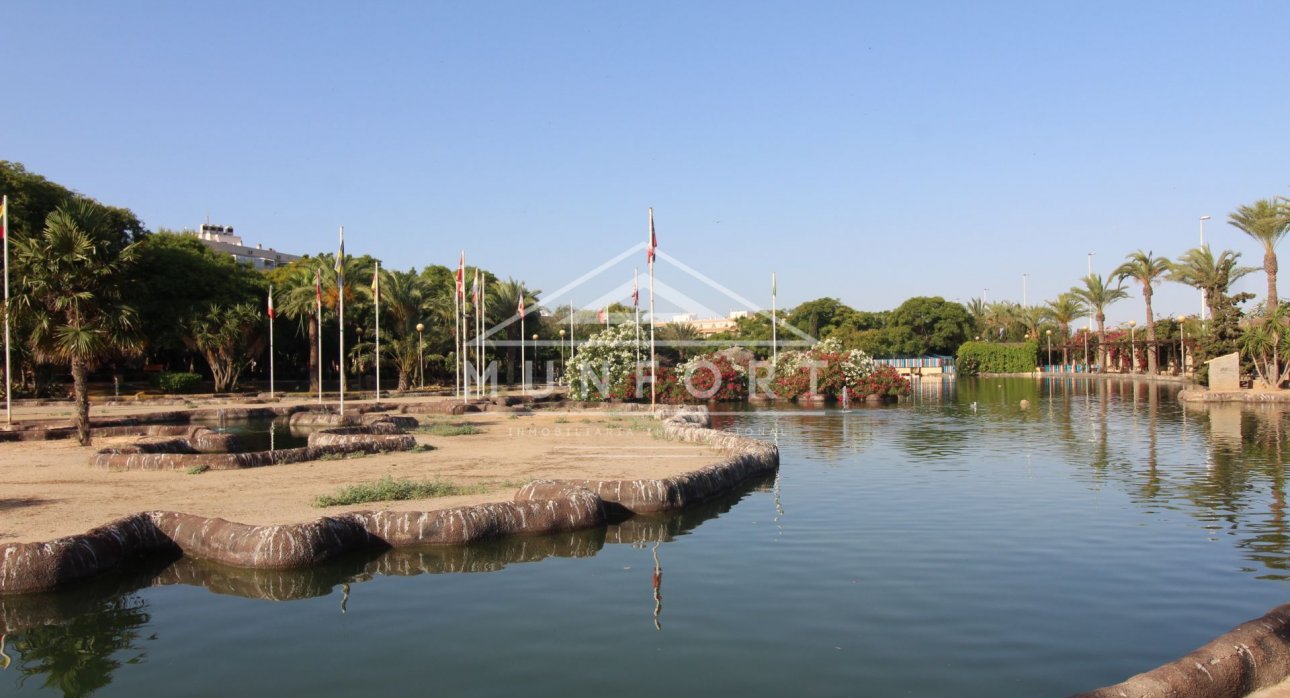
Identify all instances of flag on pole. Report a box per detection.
[472,269,480,306]
[314,268,323,304]
[0,197,6,239]
[597,307,607,325]
[632,274,639,307]
[371,266,380,294]
[335,231,345,285]
[267,286,275,319]
[647,209,657,264]
[517,292,525,317]
[456,251,465,298]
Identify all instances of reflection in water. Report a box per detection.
[0,472,774,694]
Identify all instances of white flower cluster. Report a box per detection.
[840,348,876,385]
[563,322,647,400]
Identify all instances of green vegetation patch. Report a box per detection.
[955,341,1039,376]
[312,474,491,507]
[415,422,481,436]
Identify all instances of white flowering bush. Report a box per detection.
[564,322,647,400]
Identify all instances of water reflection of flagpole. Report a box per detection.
[651,540,663,630]
[773,413,784,527]
[0,633,10,670]
[340,582,350,614]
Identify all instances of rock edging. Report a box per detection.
[0,406,778,594]
[1072,602,1290,698]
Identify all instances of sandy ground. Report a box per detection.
[0,396,720,544]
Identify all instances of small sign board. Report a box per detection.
[1206,352,1241,391]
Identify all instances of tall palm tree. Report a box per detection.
[1228,197,1290,311]
[983,301,1020,341]
[1044,293,1087,367]
[377,267,428,390]
[1168,246,1256,320]
[1114,250,1171,375]
[12,201,141,445]
[965,297,988,336]
[275,264,328,394]
[186,303,265,392]
[487,278,542,386]
[1070,274,1129,372]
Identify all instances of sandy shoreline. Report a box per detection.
[0,397,721,544]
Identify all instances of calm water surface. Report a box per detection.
[4,377,1290,696]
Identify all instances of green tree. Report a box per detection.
[1043,293,1087,366]
[1168,246,1256,320]
[130,231,266,360]
[1114,250,1171,375]
[186,303,266,392]
[787,297,854,339]
[657,322,701,361]
[488,278,542,386]
[1228,197,1290,311]
[12,201,142,445]
[1070,274,1129,372]
[269,259,329,393]
[884,296,972,356]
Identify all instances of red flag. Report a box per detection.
[647,208,657,264]
[267,287,275,319]
[456,251,465,298]
[632,276,639,307]
[314,268,323,305]
[0,197,7,240]
[597,307,607,325]
[517,292,525,317]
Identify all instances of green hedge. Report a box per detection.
[152,371,202,393]
[955,341,1038,376]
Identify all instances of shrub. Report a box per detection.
[313,474,491,507]
[564,322,646,400]
[955,341,1038,375]
[153,371,202,393]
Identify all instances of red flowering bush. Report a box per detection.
[843,364,910,401]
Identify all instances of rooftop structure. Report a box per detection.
[193,224,300,270]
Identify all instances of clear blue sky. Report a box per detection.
[4,1,1288,325]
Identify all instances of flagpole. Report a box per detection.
[268,285,275,400]
[771,272,778,366]
[569,300,574,360]
[458,251,466,403]
[316,268,323,405]
[634,268,641,370]
[648,208,657,411]
[520,292,526,395]
[3,194,10,425]
[373,261,380,404]
[453,277,460,399]
[337,225,345,417]
[481,276,488,397]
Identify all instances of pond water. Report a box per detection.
[188,417,312,452]
[4,377,1290,697]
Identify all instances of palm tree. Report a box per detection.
[1228,197,1290,311]
[275,264,328,394]
[1070,274,1129,372]
[965,297,988,336]
[658,322,700,361]
[1168,246,1257,321]
[377,268,428,391]
[1114,250,1171,375]
[186,303,265,392]
[983,301,1020,341]
[487,278,542,386]
[1044,293,1087,367]
[12,201,141,445]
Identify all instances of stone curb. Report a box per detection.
[1073,603,1290,698]
[0,406,778,595]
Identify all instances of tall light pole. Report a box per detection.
[1046,329,1052,368]
[416,322,425,388]
[558,328,566,378]
[1177,315,1186,375]
[1199,215,1212,321]
[532,334,539,386]
[1087,251,1095,330]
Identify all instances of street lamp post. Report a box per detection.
[1128,320,1137,373]
[1046,329,1052,369]
[1177,315,1186,375]
[1199,215,1212,321]
[558,329,566,378]
[416,322,425,388]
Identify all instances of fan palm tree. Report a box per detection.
[487,278,542,386]
[376,268,429,390]
[11,201,141,445]
[1070,274,1129,372]
[1168,246,1257,321]
[1114,250,1171,375]
[185,303,265,392]
[1044,293,1087,367]
[275,264,329,394]
[658,322,701,361]
[1228,197,1290,311]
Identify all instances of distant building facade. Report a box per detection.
[663,311,748,336]
[192,224,300,270]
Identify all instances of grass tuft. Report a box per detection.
[313,474,491,507]
[415,422,481,437]
[185,464,210,475]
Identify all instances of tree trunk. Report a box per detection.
[72,354,91,446]
[1096,313,1107,372]
[1143,286,1158,375]
[397,367,409,392]
[308,316,319,394]
[1267,249,1279,312]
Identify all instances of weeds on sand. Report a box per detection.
[313,475,492,507]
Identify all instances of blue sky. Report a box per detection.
[4,1,1288,324]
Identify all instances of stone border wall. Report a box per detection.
[1072,603,1290,698]
[0,406,777,595]
[1179,389,1290,403]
